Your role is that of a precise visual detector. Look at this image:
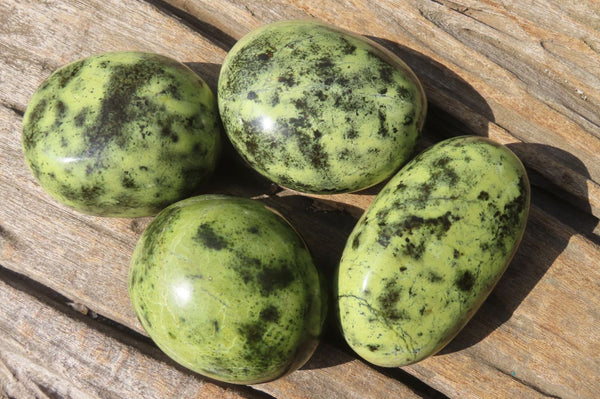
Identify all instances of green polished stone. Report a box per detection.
[218,20,426,194]
[22,52,221,217]
[129,195,325,384]
[337,136,530,367]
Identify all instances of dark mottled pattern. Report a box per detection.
[219,20,426,194]
[337,136,530,367]
[129,195,325,384]
[22,52,221,217]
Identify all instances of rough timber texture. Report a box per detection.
[1,0,599,398]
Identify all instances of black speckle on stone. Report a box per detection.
[278,73,296,87]
[377,226,393,248]
[55,100,67,116]
[316,56,335,73]
[453,249,461,259]
[367,344,380,352]
[455,270,475,292]
[338,148,352,161]
[428,271,443,283]
[377,63,395,84]
[257,264,294,295]
[74,107,90,127]
[405,239,426,259]
[478,191,490,201]
[315,90,328,101]
[247,91,258,100]
[239,321,264,345]
[139,165,148,171]
[259,305,280,323]
[292,97,309,113]
[340,37,357,55]
[139,207,180,264]
[430,157,460,186]
[433,156,450,168]
[416,182,433,203]
[257,50,274,61]
[377,279,407,321]
[287,117,308,131]
[139,308,152,329]
[351,232,361,250]
[400,266,407,272]
[160,125,179,143]
[377,108,388,137]
[121,172,137,189]
[213,320,220,333]
[239,118,274,165]
[22,99,49,151]
[346,128,359,140]
[395,182,407,191]
[271,90,281,106]
[55,61,84,89]
[80,184,105,206]
[494,175,528,247]
[296,129,329,170]
[238,268,254,285]
[412,211,458,239]
[395,86,413,101]
[162,83,183,101]
[247,226,260,234]
[193,223,228,250]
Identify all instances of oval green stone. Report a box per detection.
[218,20,426,194]
[22,51,221,217]
[336,136,530,367]
[129,195,325,384]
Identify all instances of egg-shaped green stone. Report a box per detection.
[218,20,426,194]
[22,52,221,217]
[129,195,325,384]
[336,136,530,367]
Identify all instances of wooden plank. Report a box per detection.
[4,84,599,397]
[0,267,266,399]
[1,0,599,398]
[0,104,428,399]
[0,1,427,398]
[405,205,600,399]
[162,0,600,220]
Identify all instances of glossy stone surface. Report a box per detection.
[22,52,221,217]
[129,195,325,384]
[218,20,426,194]
[336,136,530,367]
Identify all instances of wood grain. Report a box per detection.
[164,0,600,221]
[0,267,265,399]
[0,1,425,398]
[1,0,599,398]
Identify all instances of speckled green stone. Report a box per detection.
[336,136,530,367]
[22,52,221,217]
[129,195,325,384]
[218,20,426,194]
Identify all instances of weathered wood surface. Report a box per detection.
[0,0,598,398]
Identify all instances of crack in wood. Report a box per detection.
[143,0,237,50]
